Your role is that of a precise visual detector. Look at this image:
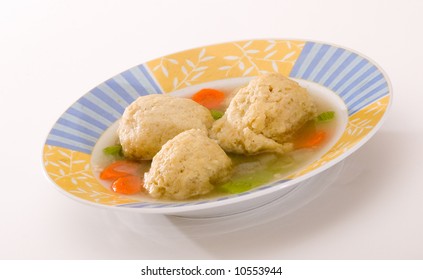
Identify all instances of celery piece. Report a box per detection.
[218,169,274,194]
[316,111,335,122]
[210,109,224,120]
[103,144,122,157]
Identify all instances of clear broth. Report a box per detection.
[91,77,348,202]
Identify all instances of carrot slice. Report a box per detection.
[100,160,139,180]
[112,175,143,195]
[192,88,225,109]
[296,131,326,149]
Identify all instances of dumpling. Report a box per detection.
[210,73,317,154]
[118,94,213,160]
[144,129,232,200]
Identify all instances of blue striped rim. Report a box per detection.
[77,97,117,123]
[290,42,389,115]
[337,66,378,99]
[56,117,102,138]
[290,42,314,77]
[138,65,162,93]
[314,48,345,83]
[332,60,369,92]
[348,83,389,114]
[301,44,331,80]
[121,70,149,96]
[50,128,96,146]
[323,53,358,87]
[343,73,384,103]
[66,108,108,131]
[91,88,125,114]
[104,78,137,104]
[53,122,98,143]
[46,63,162,154]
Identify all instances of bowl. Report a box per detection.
[43,39,392,217]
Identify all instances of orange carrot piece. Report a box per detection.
[296,131,326,149]
[192,88,225,109]
[112,175,143,195]
[100,160,139,180]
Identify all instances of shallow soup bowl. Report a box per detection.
[43,39,392,218]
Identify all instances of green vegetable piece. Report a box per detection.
[210,109,224,120]
[103,144,123,157]
[316,111,335,122]
[218,169,275,194]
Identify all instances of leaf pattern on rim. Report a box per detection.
[365,100,386,116]
[152,57,179,78]
[146,39,305,93]
[347,118,373,137]
[155,48,214,90]
[43,145,94,188]
[43,145,139,205]
[218,40,305,78]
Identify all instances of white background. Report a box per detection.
[1,0,422,260]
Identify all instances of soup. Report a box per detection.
[91,76,347,201]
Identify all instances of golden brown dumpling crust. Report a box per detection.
[211,73,317,155]
[118,94,213,160]
[144,129,232,200]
